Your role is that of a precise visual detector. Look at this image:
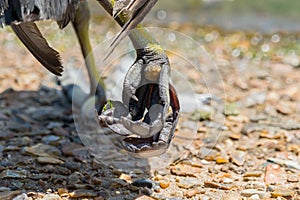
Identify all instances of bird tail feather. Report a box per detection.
[11,22,63,76]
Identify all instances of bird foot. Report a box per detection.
[98,84,180,158]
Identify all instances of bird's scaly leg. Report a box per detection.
[72,1,106,110]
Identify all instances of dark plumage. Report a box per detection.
[0,0,81,76]
[1,0,79,27]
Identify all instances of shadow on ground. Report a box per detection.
[0,87,154,199]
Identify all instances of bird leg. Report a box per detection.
[97,0,181,157]
[72,1,106,110]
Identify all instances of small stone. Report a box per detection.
[276,102,292,115]
[119,173,131,183]
[37,157,64,165]
[7,122,31,132]
[229,133,241,140]
[185,189,203,198]
[0,187,10,192]
[47,122,64,129]
[223,103,239,116]
[241,189,269,198]
[153,175,163,181]
[189,108,212,121]
[244,182,266,190]
[42,194,62,200]
[68,172,82,185]
[241,123,265,135]
[250,114,268,122]
[13,193,29,200]
[265,164,285,185]
[198,147,220,161]
[57,188,68,196]
[23,143,61,157]
[245,91,266,107]
[61,143,87,157]
[171,190,183,198]
[177,177,200,189]
[132,179,153,189]
[249,194,260,200]
[259,130,280,139]
[227,115,249,123]
[69,189,97,198]
[230,150,246,166]
[234,78,248,90]
[0,169,27,179]
[271,188,294,198]
[135,195,155,200]
[41,135,61,144]
[280,119,300,130]
[243,171,262,178]
[200,195,211,200]
[204,181,233,190]
[0,191,21,200]
[109,178,127,189]
[287,174,299,182]
[170,164,201,177]
[159,180,170,189]
[216,156,229,164]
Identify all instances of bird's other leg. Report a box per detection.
[72,1,106,110]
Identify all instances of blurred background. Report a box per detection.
[1,0,300,93]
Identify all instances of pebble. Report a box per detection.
[57,188,68,196]
[287,174,299,182]
[249,194,260,200]
[198,147,220,161]
[243,171,262,177]
[46,122,64,129]
[189,108,212,121]
[23,143,61,157]
[204,181,233,190]
[42,194,62,200]
[271,188,294,198]
[249,114,268,122]
[37,157,64,165]
[61,143,87,157]
[135,196,155,200]
[216,156,229,164]
[229,132,242,141]
[276,102,293,115]
[240,189,269,198]
[177,177,201,189]
[280,119,300,130]
[69,189,97,198]
[109,178,127,189]
[0,191,21,200]
[7,122,31,132]
[170,164,202,177]
[245,91,266,107]
[159,180,170,189]
[119,173,131,183]
[41,135,61,144]
[230,150,246,166]
[67,172,82,185]
[223,103,239,116]
[0,169,27,179]
[184,189,203,198]
[132,179,153,189]
[264,164,285,184]
[0,187,11,192]
[13,193,30,200]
